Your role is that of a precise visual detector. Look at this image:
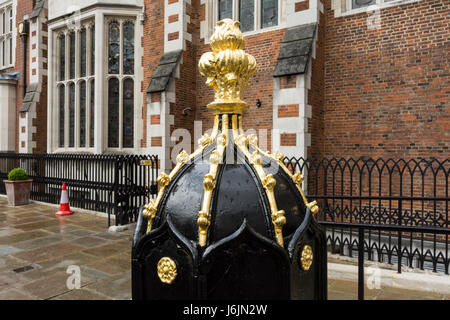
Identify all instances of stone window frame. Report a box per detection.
[55,20,96,151]
[48,7,143,155]
[214,0,281,35]
[105,17,136,151]
[0,1,14,70]
[333,0,423,17]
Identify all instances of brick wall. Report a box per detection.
[323,0,449,159]
[0,1,48,153]
[142,0,165,148]
[0,0,34,152]
[171,0,200,154]
[307,8,325,160]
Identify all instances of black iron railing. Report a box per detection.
[283,157,449,299]
[0,153,158,226]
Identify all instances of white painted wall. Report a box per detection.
[0,79,17,151]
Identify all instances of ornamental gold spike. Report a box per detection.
[199,19,257,115]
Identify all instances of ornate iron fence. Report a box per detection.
[284,157,449,276]
[0,153,158,226]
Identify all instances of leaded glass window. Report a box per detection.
[108,78,120,148]
[80,81,86,148]
[69,83,75,148]
[90,27,95,76]
[69,32,76,79]
[106,18,136,149]
[216,1,278,33]
[123,22,134,75]
[55,21,95,150]
[8,36,11,65]
[261,0,278,29]
[218,0,233,20]
[80,28,87,78]
[59,85,65,148]
[123,78,134,148]
[352,0,376,9]
[108,22,120,74]
[239,0,255,33]
[90,79,95,148]
[1,41,4,66]
[8,8,12,33]
[59,35,65,81]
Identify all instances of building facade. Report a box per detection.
[0,0,448,172]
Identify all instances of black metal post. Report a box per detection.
[358,227,364,301]
[20,25,28,98]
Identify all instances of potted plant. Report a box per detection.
[3,168,33,206]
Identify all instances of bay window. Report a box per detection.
[56,23,96,150]
[216,0,279,33]
[54,16,136,152]
[0,2,14,69]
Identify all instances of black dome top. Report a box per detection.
[146,115,310,248]
[138,18,319,250]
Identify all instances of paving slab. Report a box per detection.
[84,272,131,300]
[0,230,53,245]
[0,198,448,301]
[0,288,38,300]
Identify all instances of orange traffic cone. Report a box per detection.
[56,182,74,216]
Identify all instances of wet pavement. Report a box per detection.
[0,197,448,300]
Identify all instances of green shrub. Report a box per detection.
[8,168,28,181]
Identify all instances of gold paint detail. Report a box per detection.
[157,173,171,188]
[176,150,190,165]
[197,115,229,247]
[232,115,286,247]
[255,146,320,217]
[300,245,314,271]
[199,19,257,115]
[157,257,178,284]
[143,116,219,234]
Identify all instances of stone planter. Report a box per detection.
[3,180,33,206]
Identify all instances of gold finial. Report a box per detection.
[199,19,257,115]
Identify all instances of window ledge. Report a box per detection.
[335,0,422,18]
[0,65,14,72]
[204,24,286,44]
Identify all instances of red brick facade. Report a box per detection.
[323,0,449,159]
[2,0,448,162]
[141,0,165,149]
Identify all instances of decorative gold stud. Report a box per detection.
[292,172,305,185]
[248,134,258,146]
[157,257,178,284]
[197,211,211,247]
[203,174,217,191]
[274,151,285,162]
[307,201,319,216]
[176,150,190,165]
[301,245,313,271]
[198,134,212,148]
[262,175,277,191]
[209,151,222,165]
[157,173,171,188]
